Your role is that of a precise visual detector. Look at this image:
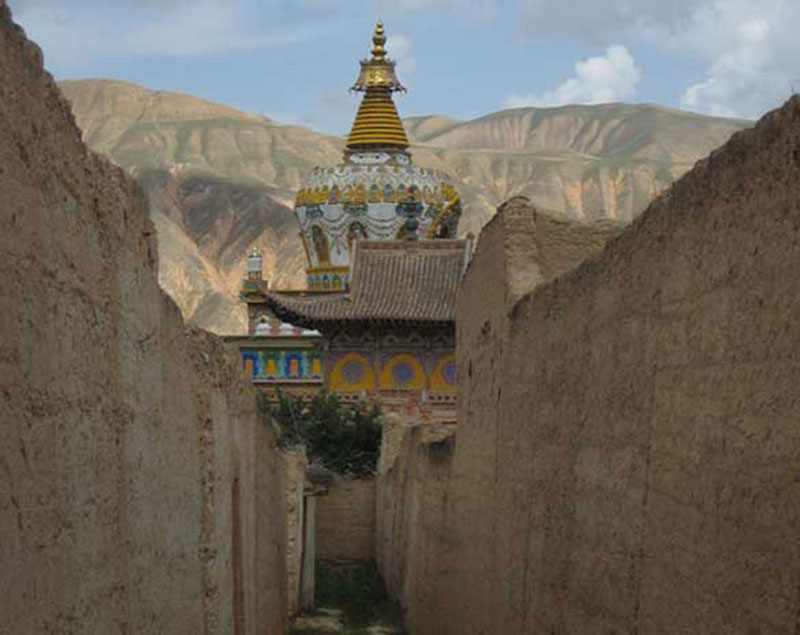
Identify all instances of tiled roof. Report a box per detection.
[264,240,470,328]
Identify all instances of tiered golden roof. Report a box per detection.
[346,22,410,151]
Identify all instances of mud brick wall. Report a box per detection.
[415,97,800,634]
[375,417,457,634]
[0,4,287,633]
[282,450,307,616]
[316,477,376,561]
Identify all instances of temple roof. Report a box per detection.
[263,240,471,328]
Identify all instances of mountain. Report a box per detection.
[59,79,751,334]
[405,104,751,233]
[60,79,342,332]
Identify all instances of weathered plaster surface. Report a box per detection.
[384,97,800,633]
[0,4,286,633]
[317,476,376,562]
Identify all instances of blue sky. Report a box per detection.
[8,0,799,134]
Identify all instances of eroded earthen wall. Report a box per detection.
[0,5,286,633]
[374,202,621,634]
[316,477,375,561]
[282,450,307,616]
[375,417,457,634]
[413,97,800,634]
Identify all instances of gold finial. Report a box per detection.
[346,22,409,151]
[371,21,386,61]
[350,21,405,93]
[249,246,261,257]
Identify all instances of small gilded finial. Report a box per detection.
[371,21,386,61]
[345,21,409,150]
[350,21,405,94]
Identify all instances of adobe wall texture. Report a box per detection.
[0,4,286,633]
[282,450,307,616]
[375,206,619,633]
[375,416,457,634]
[316,476,376,561]
[441,199,624,633]
[411,96,800,634]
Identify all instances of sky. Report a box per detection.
[7,0,800,135]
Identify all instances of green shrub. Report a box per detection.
[259,390,382,477]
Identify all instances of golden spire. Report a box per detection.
[371,20,387,61]
[346,21,409,151]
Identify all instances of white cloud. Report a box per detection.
[518,0,800,118]
[672,0,798,118]
[124,4,316,56]
[520,0,698,40]
[373,0,495,19]
[386,33,416,74]
[505,45,640,109]
[10,0,317,61]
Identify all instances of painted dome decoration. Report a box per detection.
[294,21,462,292]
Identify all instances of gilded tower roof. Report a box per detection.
[346,22,410,151]
[291,21,462,294]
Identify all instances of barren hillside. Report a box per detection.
[60,78,750,333]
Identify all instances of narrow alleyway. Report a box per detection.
[288,562,404,635]
[290,607,402,634]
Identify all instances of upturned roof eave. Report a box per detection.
[262,295,454,332]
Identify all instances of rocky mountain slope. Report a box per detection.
[59,79,750,333]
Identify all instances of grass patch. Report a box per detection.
[316,560,403,630]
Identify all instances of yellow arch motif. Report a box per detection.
[430,354,456,393]
[380,353,426,391]
[330,352,376,392]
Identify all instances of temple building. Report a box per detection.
[228,22,468,422]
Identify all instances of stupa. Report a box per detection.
[294,21,462,292]
[232,22,468,422]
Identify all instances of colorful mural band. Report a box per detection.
[330,352,376,392]
[307,270,349,292]
[329,351,456,393]
[242,349,324,383]
[380,353,425,391]
[241,348,455,393]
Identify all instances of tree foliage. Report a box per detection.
[259,390,382,478]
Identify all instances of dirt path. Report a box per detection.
[290,607,403,634]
